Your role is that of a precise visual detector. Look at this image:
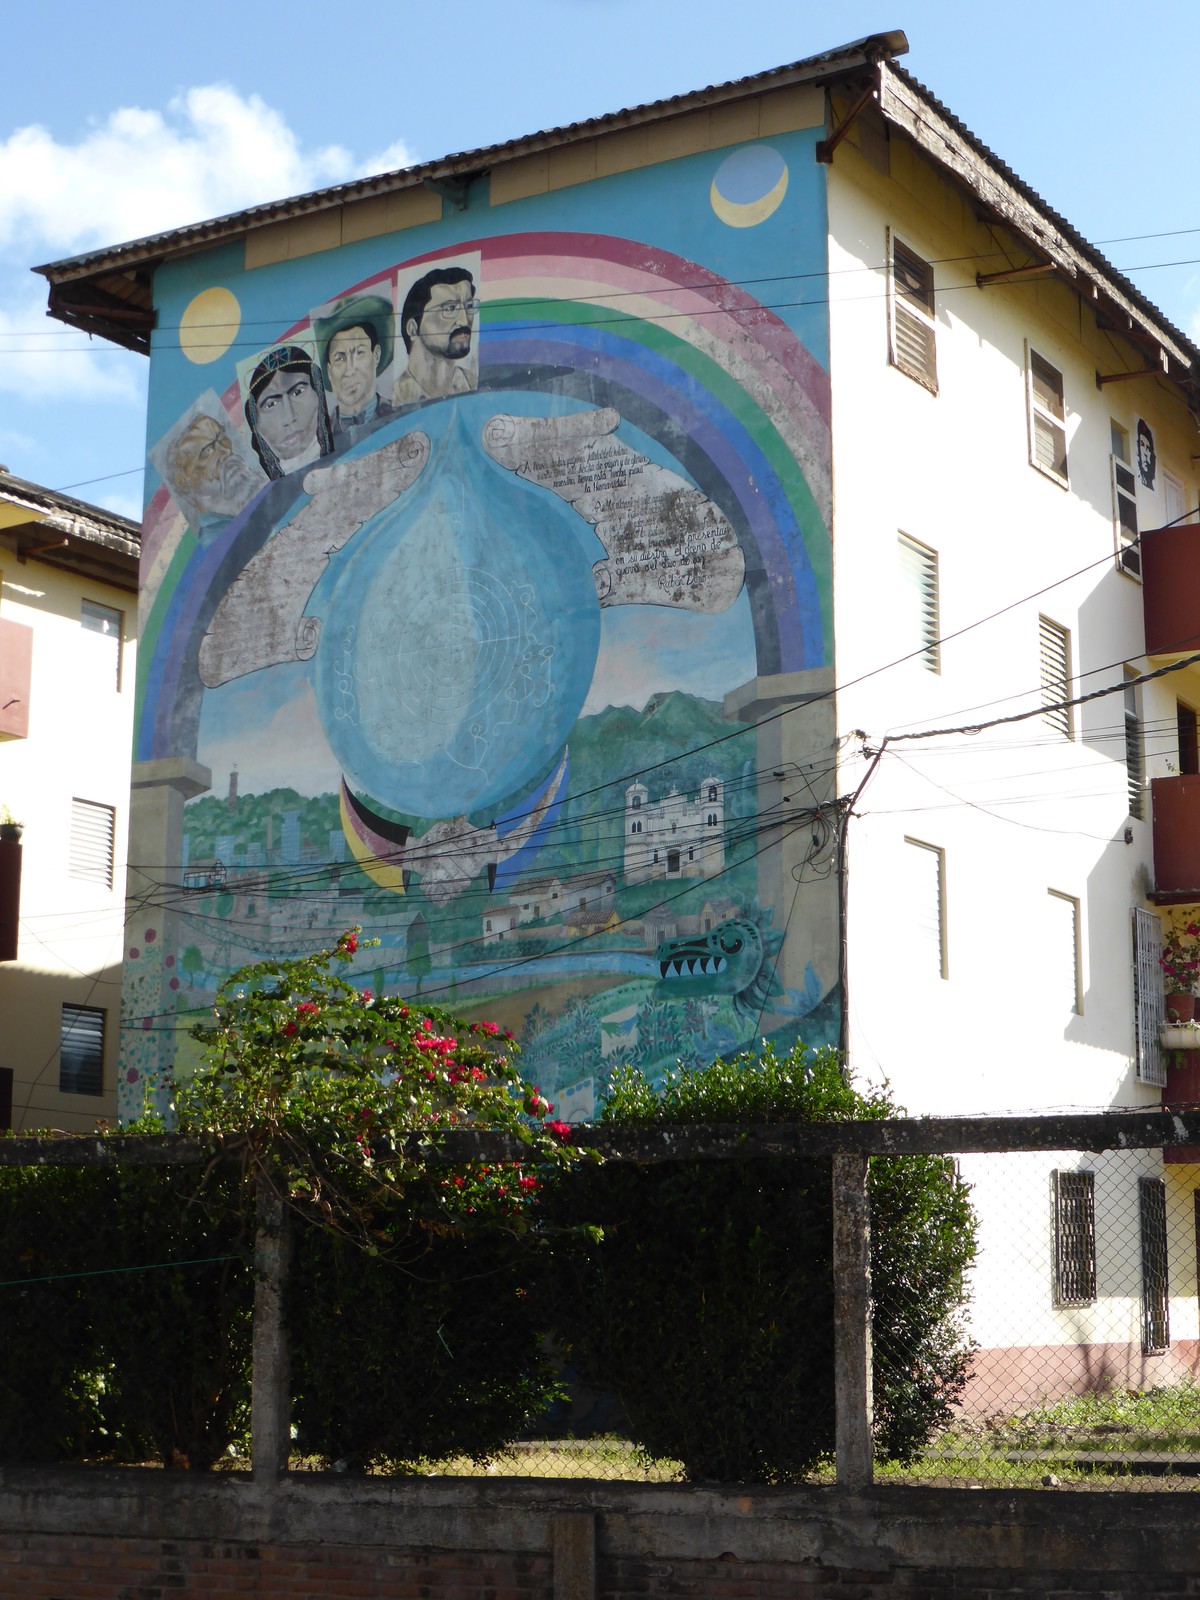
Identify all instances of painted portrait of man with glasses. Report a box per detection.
[393,265,480,405]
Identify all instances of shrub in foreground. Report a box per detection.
[543,1045,977,1482]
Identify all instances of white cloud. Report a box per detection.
[364,138,417,177]
[0,84,412,259]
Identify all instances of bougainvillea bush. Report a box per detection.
[182,930,580,1468]
[541,1043,977,1483]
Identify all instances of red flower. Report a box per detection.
[283,1022,298,1037]
[479,1020,499,1035]
[545,1119,572,1139]
[340,932,359,954]
[296,1001,320,1016]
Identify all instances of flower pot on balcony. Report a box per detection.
[0,823,22,844]
[1166,992,1197,1023]
[1162,1024,1200,1049]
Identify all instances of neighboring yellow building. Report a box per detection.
[0,470,138,1131]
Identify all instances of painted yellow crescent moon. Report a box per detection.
[711,164,789,228]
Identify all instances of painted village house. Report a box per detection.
[0,472,139,1130]
[35,30,1200,1402]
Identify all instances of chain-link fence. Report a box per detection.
[4,1112,1200,1487]
[878,1141,1200,1489]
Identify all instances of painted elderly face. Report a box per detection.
[172,414,261,516]
[326,325,381,414]
[256,369,320,461]
[414,282,476,361]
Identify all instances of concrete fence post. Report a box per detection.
[553,1512,596,1600]
[832,1149,873,1487]
[251,1166,292,1479]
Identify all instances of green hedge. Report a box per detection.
[541,1046,978,1482]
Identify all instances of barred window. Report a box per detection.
[1133,908,1167,1087]
[1139,1177,1170,1354]
[1053,1169,1096,1306]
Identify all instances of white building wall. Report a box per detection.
[825,134,1190,1122]
[825,131,1200,1378]
[0,557,136,1129]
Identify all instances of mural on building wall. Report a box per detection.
[122,136,837,1122]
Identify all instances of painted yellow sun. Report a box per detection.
[178,287,241,364]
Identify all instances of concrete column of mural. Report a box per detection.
[127,132,837,1120]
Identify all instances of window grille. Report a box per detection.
[904,837,947,979]
[60,1004,104,1097]
[1047,890,1082,1014]
[1028,348,1068,483]
[81,600,122,690]
[898,534,940,672]
[69,798,116,888]
[1133,907,1166,1086]
[1124,670,1144,819]
[889,236,937,390]
[1139,1177,1170,1354]
[1053,1170,1096,1306]
[1038,616,1071,736]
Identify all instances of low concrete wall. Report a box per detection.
[3,1470,1200,1597]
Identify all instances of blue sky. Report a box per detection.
[3,0,1200,521]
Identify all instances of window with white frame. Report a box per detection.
[1132,907,1166,1086]
[1047,889,1082,1015]
[903,837,947,979]
[81,600,122,690]
[59,1004,105,1096]
[1027,347,1068,484]
[898,534,940,672]
[1124,668,1144,819]
[1109,423,1141,578]
[1039,616,1072,737]
[888,235,937,391]
[69,798,116,888]
[1053,1169,1096,1306]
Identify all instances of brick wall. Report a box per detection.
[0,1535,552,1599]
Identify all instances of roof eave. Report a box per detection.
[34,32,907,310]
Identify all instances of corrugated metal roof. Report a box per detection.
[0,469,140,554]
[890,63,1197,363]
[31,32,1199,379]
